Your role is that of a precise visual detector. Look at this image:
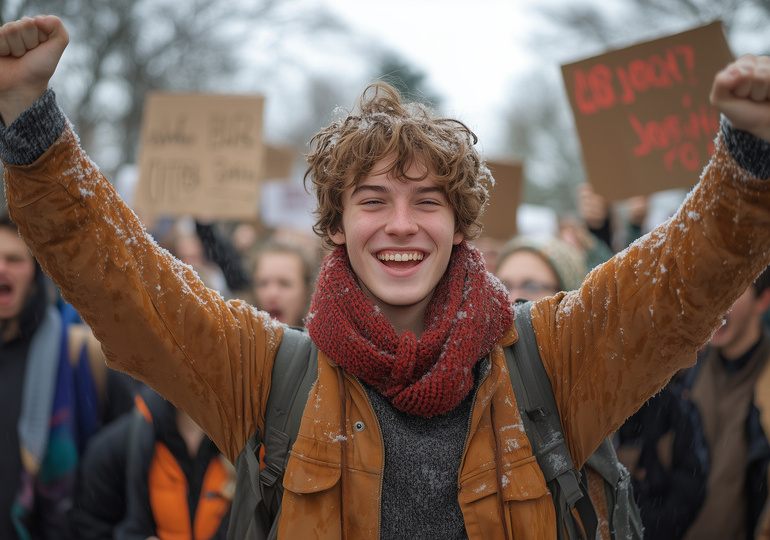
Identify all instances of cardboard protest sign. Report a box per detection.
[134,92,265,219]
[263,144,296,181]
[480,160,523,241]
[561,21,733,202]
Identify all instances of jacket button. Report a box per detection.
[354,421,365,431]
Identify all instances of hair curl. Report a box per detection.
[304,82,493,249]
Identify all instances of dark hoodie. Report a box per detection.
[0,246,50,539]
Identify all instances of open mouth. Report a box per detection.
[0,284,12,305]
[376,251,424,270]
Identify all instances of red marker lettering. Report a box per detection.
[574,69,597,114]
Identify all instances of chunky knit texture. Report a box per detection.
[306,241,514,417]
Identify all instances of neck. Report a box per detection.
[360,283,433,337]
[0,319,19,344]
[176,410,205,459]
[377,303,426,337]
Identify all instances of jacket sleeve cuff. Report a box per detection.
[0,89,67,166]
[721,117,770,179]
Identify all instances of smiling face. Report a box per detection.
[328,156,462,335]
[0,226,36,334]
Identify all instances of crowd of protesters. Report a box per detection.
[2,13,770,540]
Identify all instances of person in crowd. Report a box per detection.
[114,387,234,540]
[251,241,316,327]
[0,215,137,539]
[194,220,252,298]
[194,222,318,326]
[614,373,709,538]
[495,235,586,303]
[162,219,233,299]
[2,16,770,538]
[576,182,648,253]
[556,213,615,272]
[681,267,770,540]
[69,405,136,540]
[0,214,75,539]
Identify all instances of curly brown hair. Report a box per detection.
[304,82,493,249]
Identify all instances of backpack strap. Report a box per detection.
[507,300,598,540]
[228,326,318,540]
[260,326,318,488]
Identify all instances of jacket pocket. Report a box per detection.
[459,456,555,540]
[282,434,341,494]
[459,455,548,503]
[279,439,344,538]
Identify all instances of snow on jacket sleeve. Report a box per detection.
[530,125,770,469]
[0,90,284,463]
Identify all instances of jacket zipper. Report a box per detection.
[458,356,492,492]
[351,373,386,540]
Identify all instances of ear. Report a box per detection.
[756,287,770,314]
[453,229,463,246]
[329,227,346,246]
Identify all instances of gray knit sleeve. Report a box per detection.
[0,89,66,166]
[721,117,770,179]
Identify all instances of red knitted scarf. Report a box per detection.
[306,241,514,417]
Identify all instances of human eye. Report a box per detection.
[522,281,557,294]
[418,198,442,206]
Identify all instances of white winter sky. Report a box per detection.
[315,0,540,158]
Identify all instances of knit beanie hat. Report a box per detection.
[497,236,587,291]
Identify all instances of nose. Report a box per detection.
[384,201,418,236]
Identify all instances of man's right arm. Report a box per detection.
[0,16,283,463]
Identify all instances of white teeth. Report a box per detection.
[377,252,424,262]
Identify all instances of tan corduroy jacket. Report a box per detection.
[5,122,770,539]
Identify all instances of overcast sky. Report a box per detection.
[317,0,540,157]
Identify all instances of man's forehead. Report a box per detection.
[347,154,439,188]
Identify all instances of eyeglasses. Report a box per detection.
[502,280,560,299]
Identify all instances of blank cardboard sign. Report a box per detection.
[561,21,733,202]
[481,160,523,241]
[263,144,296,182]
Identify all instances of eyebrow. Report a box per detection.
[350,184,445,197]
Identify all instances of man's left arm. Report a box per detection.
[534,55,770,467]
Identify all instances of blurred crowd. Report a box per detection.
[3,176,770,540]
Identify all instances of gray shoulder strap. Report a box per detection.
[228,326,318,540]
[506,301,590,534]
[260,326,318,487]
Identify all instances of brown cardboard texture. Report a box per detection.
[263,144,296,182]
[561,21,733,202]
[481,160,523,241]
[135,92,265,219]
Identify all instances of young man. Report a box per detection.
[682,269,770,540]
[1,15,770,539]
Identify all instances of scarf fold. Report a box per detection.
[18,304,63,474]
[306,241,513,417]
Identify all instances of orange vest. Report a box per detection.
[149,443,232,540]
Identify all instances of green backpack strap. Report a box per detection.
[228,326,318,540]
[507,300,598,540]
